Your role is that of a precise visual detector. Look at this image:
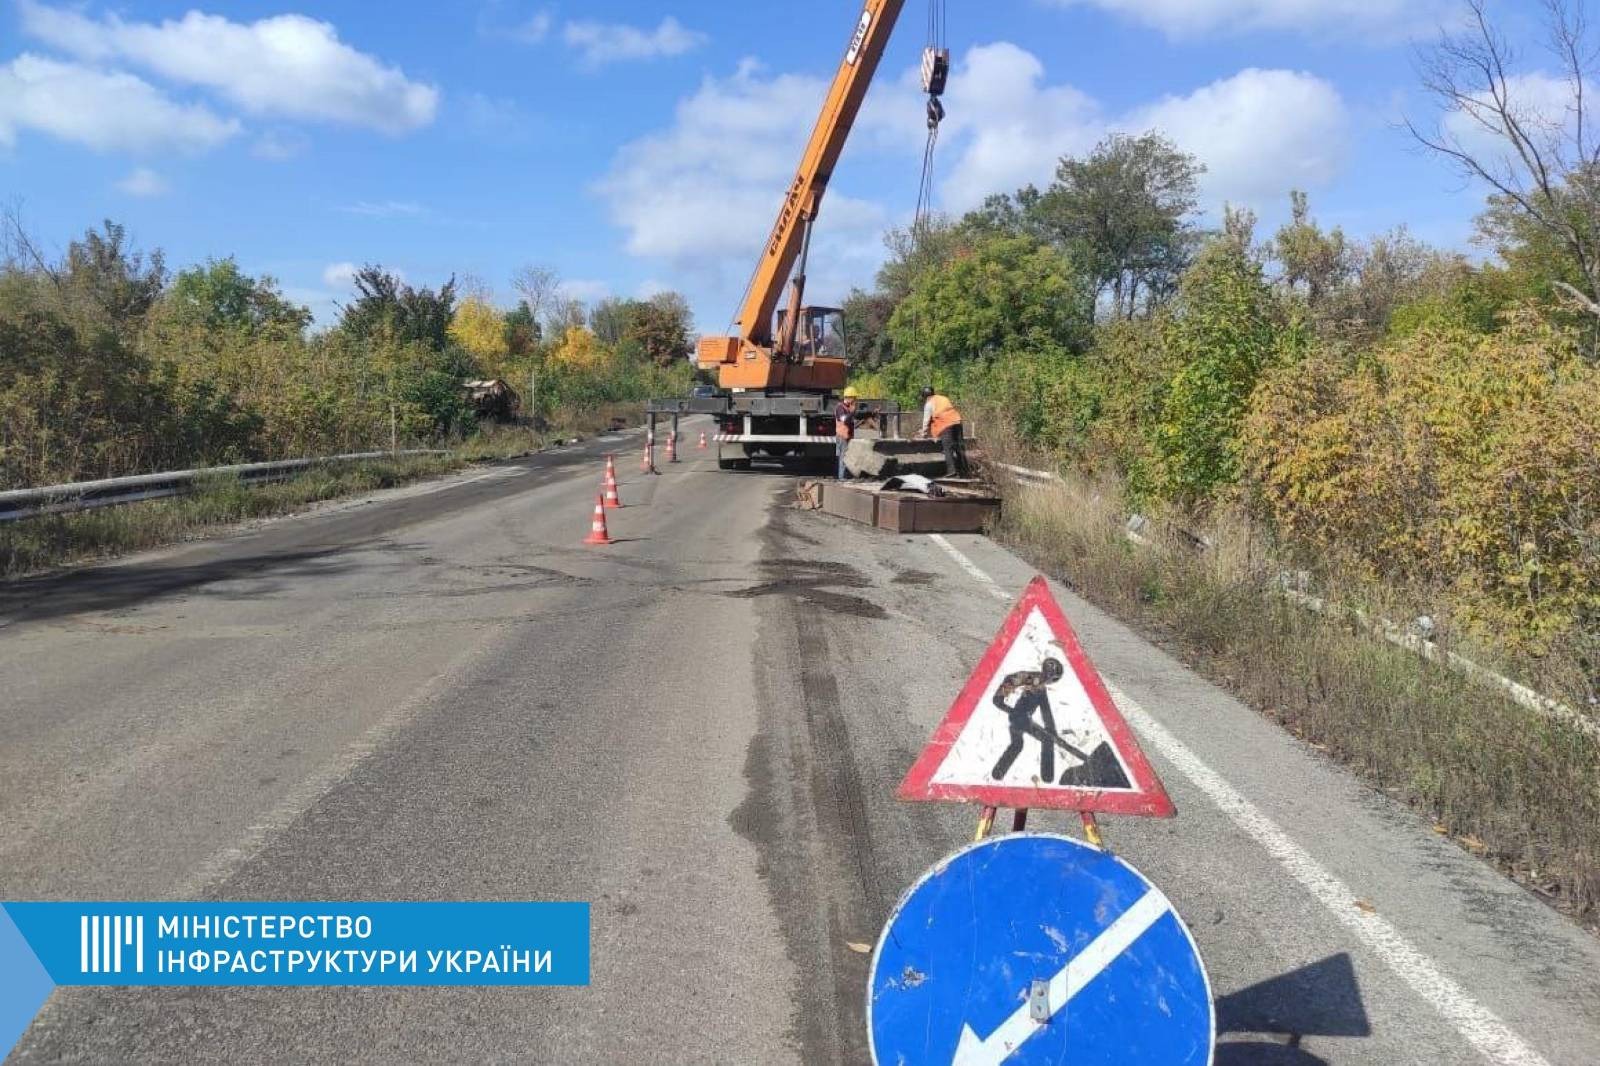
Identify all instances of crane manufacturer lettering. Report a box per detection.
[847,9,873,65]
[767,175,806,259]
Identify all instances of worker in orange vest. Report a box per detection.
[919,386,969,478]
[834,386,861,481]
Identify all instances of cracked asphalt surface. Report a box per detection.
[3,421,1599,1064]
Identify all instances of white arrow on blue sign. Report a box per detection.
[867,833,1215,1066]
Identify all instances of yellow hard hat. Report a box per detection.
[842,386,860,399]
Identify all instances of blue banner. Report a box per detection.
[0,901,590,1058]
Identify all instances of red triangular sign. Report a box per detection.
[898,576,1175,817]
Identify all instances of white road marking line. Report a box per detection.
[930,534,1009,602]
[953,889,1171,1065]
[925,534,1553,1066]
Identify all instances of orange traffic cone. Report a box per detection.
[603,455,623,508]
[641,438,656,474]
[698,430,708,450]
[583,494,613,546]
[666,432,678,464]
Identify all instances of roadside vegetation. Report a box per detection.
[848,4,1600,918]
[0,215,698,573]
[0,222,697,491]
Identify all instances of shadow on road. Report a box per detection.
[1215,953,1370,1065]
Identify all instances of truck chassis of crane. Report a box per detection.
[645,394,906,471]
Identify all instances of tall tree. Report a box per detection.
[1410,0,1600,334]
[1272,191,1353,308]
[449,296,511,373]
[841,288,898,370]
[1154,238,1283,504]
[337,267,457,349]
[885,235,1095,388]
[511,265,562,337]
[503,301,541,355]
[1034,133,1204,320]
[168,258,309,336]
[627,292,694,368]
[7,219,169,337]
[589,297,635,347]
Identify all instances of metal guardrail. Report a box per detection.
[0,451,447,524]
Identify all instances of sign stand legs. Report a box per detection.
[972,806,1107,850]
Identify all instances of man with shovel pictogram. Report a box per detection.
[990,657,1131,789]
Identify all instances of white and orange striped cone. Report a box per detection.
[641,437,656,474]
[603,455,623,508]
[666,432,678,464]
[583,494,613,546]
[698,430,708,450]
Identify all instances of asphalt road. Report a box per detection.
[3,422,1599,1065]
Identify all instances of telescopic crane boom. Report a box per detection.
[697,0,912,393]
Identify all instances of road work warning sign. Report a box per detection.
[898,576,1174,817]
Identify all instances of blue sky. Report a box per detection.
[0,0,1544,329]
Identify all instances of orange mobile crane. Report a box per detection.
[649,0,949,471]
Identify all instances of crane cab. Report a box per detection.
[778,305,847,361]
[696,306,850,393]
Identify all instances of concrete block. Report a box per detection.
[843,439,948,479]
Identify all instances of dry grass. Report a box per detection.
[0,454,462,577]
[994,469,1600,920]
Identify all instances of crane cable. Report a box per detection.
[913,0,949,234]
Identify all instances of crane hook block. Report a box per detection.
[926,97,946,131]
[921,46,950,97]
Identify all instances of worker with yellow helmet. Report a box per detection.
[834,387,861,481]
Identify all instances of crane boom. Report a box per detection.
[739,0,906,346]
[698,0,907,392]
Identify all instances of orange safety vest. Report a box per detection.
[927,395,962,438]
[835,403,856,441]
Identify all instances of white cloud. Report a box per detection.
[594,56,889,308]
[18,1,439,134]
[935,48,1349,213]
[934,43,1102,210]
[322,262,359,289]
[1045,0,1447,40]
[598,43,1349,323]
[563,16,707,68]
[0,53,240,153]
[115,166,169,197]
[339,200,427,219]
[1130,68,1349,206]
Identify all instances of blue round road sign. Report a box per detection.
[868,833,1214,1066]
